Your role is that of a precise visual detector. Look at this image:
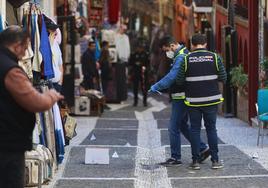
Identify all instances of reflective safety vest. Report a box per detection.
[170,47,188,100]
[184,49,224,106]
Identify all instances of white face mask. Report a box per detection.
[166,51,174,59]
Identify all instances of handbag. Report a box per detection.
[63,113,77,140]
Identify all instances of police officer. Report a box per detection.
[150,36,209,166]
[129,42,149,106]
[176,33,227,170]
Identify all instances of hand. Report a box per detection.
[149,85,158,93]
[48,89,64,102]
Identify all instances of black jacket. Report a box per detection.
[0,47,35,152]
[81,49,98,79]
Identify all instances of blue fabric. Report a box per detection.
[55,129,65,164]
[169,100,207,160]
[0,15,3,32]
[95,39,101,61]
[188,105,219,161]
[151,45,188,91]
[31,14,36,51]
[258,89,268,115]
[40,15,54,79]
[22,14,27,31]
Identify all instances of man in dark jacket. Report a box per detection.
[0,26,63,188]
[81,40,98,90]
[99,41,111,96]
[129,43,150,106]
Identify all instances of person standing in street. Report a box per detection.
[81,40,98,90]
[149,36,209,166]
[99,41,111,97]
[176,33,227,170]
[0,26,63,188]
[129,42,149,107]
[115,25,130,101]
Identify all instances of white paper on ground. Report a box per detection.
[85,148,109,164]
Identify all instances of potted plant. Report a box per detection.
[230,64,249,122]
[230,64,248,96]
[261,57,268,88]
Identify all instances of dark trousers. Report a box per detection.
[169,100,207,160]
[188,105,219,161]
[133,75,148,105]
[0,151,25,188]
[116,63,127,101]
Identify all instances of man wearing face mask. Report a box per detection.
[149,36,209,166]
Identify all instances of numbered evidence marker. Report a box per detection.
[85,148,109,164]
[90,134,96,141]
[112,151,119,158]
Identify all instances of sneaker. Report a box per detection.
[189,160,201,170]
[159,158,182,167]
[211,161,224,169]
[199,147,210,163]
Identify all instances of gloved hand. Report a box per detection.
[149,85,158,93]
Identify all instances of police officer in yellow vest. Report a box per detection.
[150,36,209,166]
[176,33,227,170]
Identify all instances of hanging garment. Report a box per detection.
[32,114,41,144]
[31,13,36,51]
[108,0,120,24]
[53,103,65,164]
[50,37,63,84]
[39,112,47,146]
[32,13,43,72]
[41,86,57,165]
[40,15,54,79]
[18,43,34,79]
[95,39,101,61]
[115,33,130,62]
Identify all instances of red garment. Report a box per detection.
[108,0,120,24]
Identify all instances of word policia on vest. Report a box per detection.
[189,55,214,63]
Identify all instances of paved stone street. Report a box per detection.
[51,94,268,188]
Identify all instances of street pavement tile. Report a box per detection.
[171,177,268,188]
[95,119,139,129]
[54,180,134,188]
[157,119,170,129]
[161,129,225,145]
[101,111,136,119]
[119,104,152,112]
[153,109,172,120]
[151,93,170,105]
[166,145,268,177]
[80,129,137,146]
[63,147,136,178]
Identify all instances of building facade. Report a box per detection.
[215,0,258,122]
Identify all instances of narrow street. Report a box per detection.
[51,94,268,188]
